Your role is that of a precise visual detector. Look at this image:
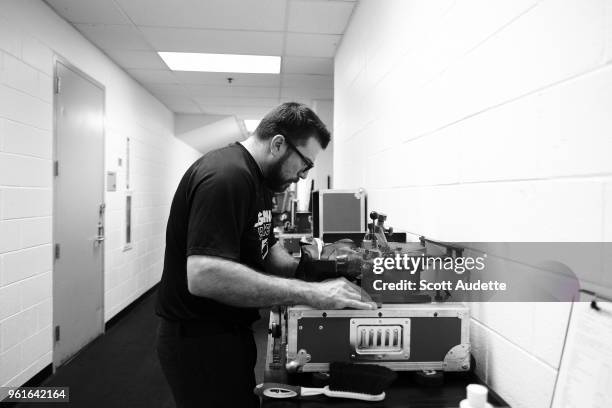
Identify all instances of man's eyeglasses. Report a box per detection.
[284,138,314,173]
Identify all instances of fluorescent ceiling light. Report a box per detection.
[158,52,281,74]
[244,120,261,133]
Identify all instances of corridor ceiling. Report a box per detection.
[44,0,356,121]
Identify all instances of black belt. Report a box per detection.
[159,317,253,337]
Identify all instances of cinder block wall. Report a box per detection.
[334,1,612,406]
[0,0,199,387]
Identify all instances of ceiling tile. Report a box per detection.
[139,27,284,55]
[158,95,202,114]
[103,50,168,69]
[168,104,203,114]
[285,33,341,57]
[288,0,355,34]
[282,56,333,75]
[193,96,280,107]
[173,106,203,114]
[148,84,193,96]
[197,105,276,118]
[175,72,281,87]
[281,87,333,100]
[186,85,280,98]
[45,0,131,24]
[114,0,287,31]
[282,73,333,89]
[127,69,179,84]
[279,96,313,106]
[48,1,341,125]
[74,24,152,50]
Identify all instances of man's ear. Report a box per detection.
[269,134,285,157]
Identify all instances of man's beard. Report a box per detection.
[264,152,295,192]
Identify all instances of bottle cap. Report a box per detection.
[466,384,488,408]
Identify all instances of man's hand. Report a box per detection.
[305,277,376,310]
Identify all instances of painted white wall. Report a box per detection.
[0,0,200,387]
[175,114,247,154]
[335,0,612,407]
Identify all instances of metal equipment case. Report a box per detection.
[280,303,470,373]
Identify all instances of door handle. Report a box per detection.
[95,222,105,244]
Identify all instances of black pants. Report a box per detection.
[157,318,259,408]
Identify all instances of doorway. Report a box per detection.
[52,59,105,368]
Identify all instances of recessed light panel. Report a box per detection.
[159,52,281,74]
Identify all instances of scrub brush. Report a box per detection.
[254,362,397,402]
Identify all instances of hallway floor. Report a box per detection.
[16,289,270,408]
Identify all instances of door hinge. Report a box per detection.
[54,161,59,176]
[54,244,60,260]
[55,325,60,342]
[54,76,61,94]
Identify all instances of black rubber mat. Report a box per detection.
[16,289,269,408]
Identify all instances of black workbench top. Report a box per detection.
[260,370,509,407]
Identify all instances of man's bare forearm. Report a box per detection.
[187,255,310,308]
[266,243,299,277]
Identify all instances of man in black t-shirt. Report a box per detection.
[156,102,374,408]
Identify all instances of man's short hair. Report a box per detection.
[255,102,331,149]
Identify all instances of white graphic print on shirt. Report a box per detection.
[254,210,272,259]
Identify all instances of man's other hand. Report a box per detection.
[306,277,376,310]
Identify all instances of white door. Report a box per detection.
[53,61,105,368]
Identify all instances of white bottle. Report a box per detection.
[459,384,493,408]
